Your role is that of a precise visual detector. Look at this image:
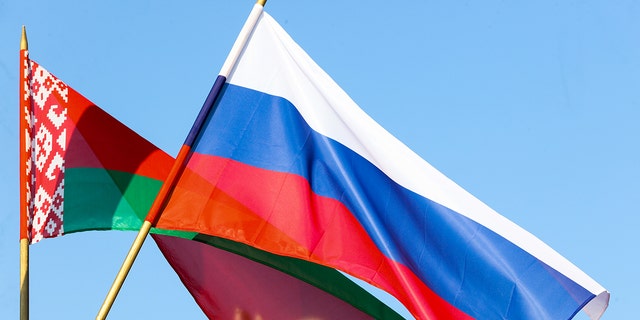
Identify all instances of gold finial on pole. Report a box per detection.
[257,0,267,7]
[21,26,28,51]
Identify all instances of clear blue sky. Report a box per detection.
[0,1,636,318]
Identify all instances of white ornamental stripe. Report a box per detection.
[32,186,52,243]
[25,181,33,211]
[31,64,68,109]
[25,135,33,176]
[31,66,51,109]
[52,181,64,221]
[47,104,67,130]
[45,220,57,237]
[34,125,52,172]
[22,52,31,101]
[45,153,64,181]
[57,129,66,151]
[25,59,70,244]
[24,106,33,131]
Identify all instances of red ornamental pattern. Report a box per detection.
[24,54,69,244]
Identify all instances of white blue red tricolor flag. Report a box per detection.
[152,4,609,319]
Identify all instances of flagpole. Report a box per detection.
[96,1,267,318]
[19,25,29,320]
[19,238,28,320]
[19,237,28,320]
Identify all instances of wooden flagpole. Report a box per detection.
[19,240,28,320]
[19,26,29,320]
[95,1,267,318]
[19,237,28,320]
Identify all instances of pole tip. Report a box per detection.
[21,26,28,51]
[257,0,267,6]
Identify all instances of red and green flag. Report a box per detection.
[19,47,174,244]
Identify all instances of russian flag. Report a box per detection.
[154,5,608,319]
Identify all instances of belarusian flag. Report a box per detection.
[19,47,173,244]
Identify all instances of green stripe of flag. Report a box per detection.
[63,168,163,234]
